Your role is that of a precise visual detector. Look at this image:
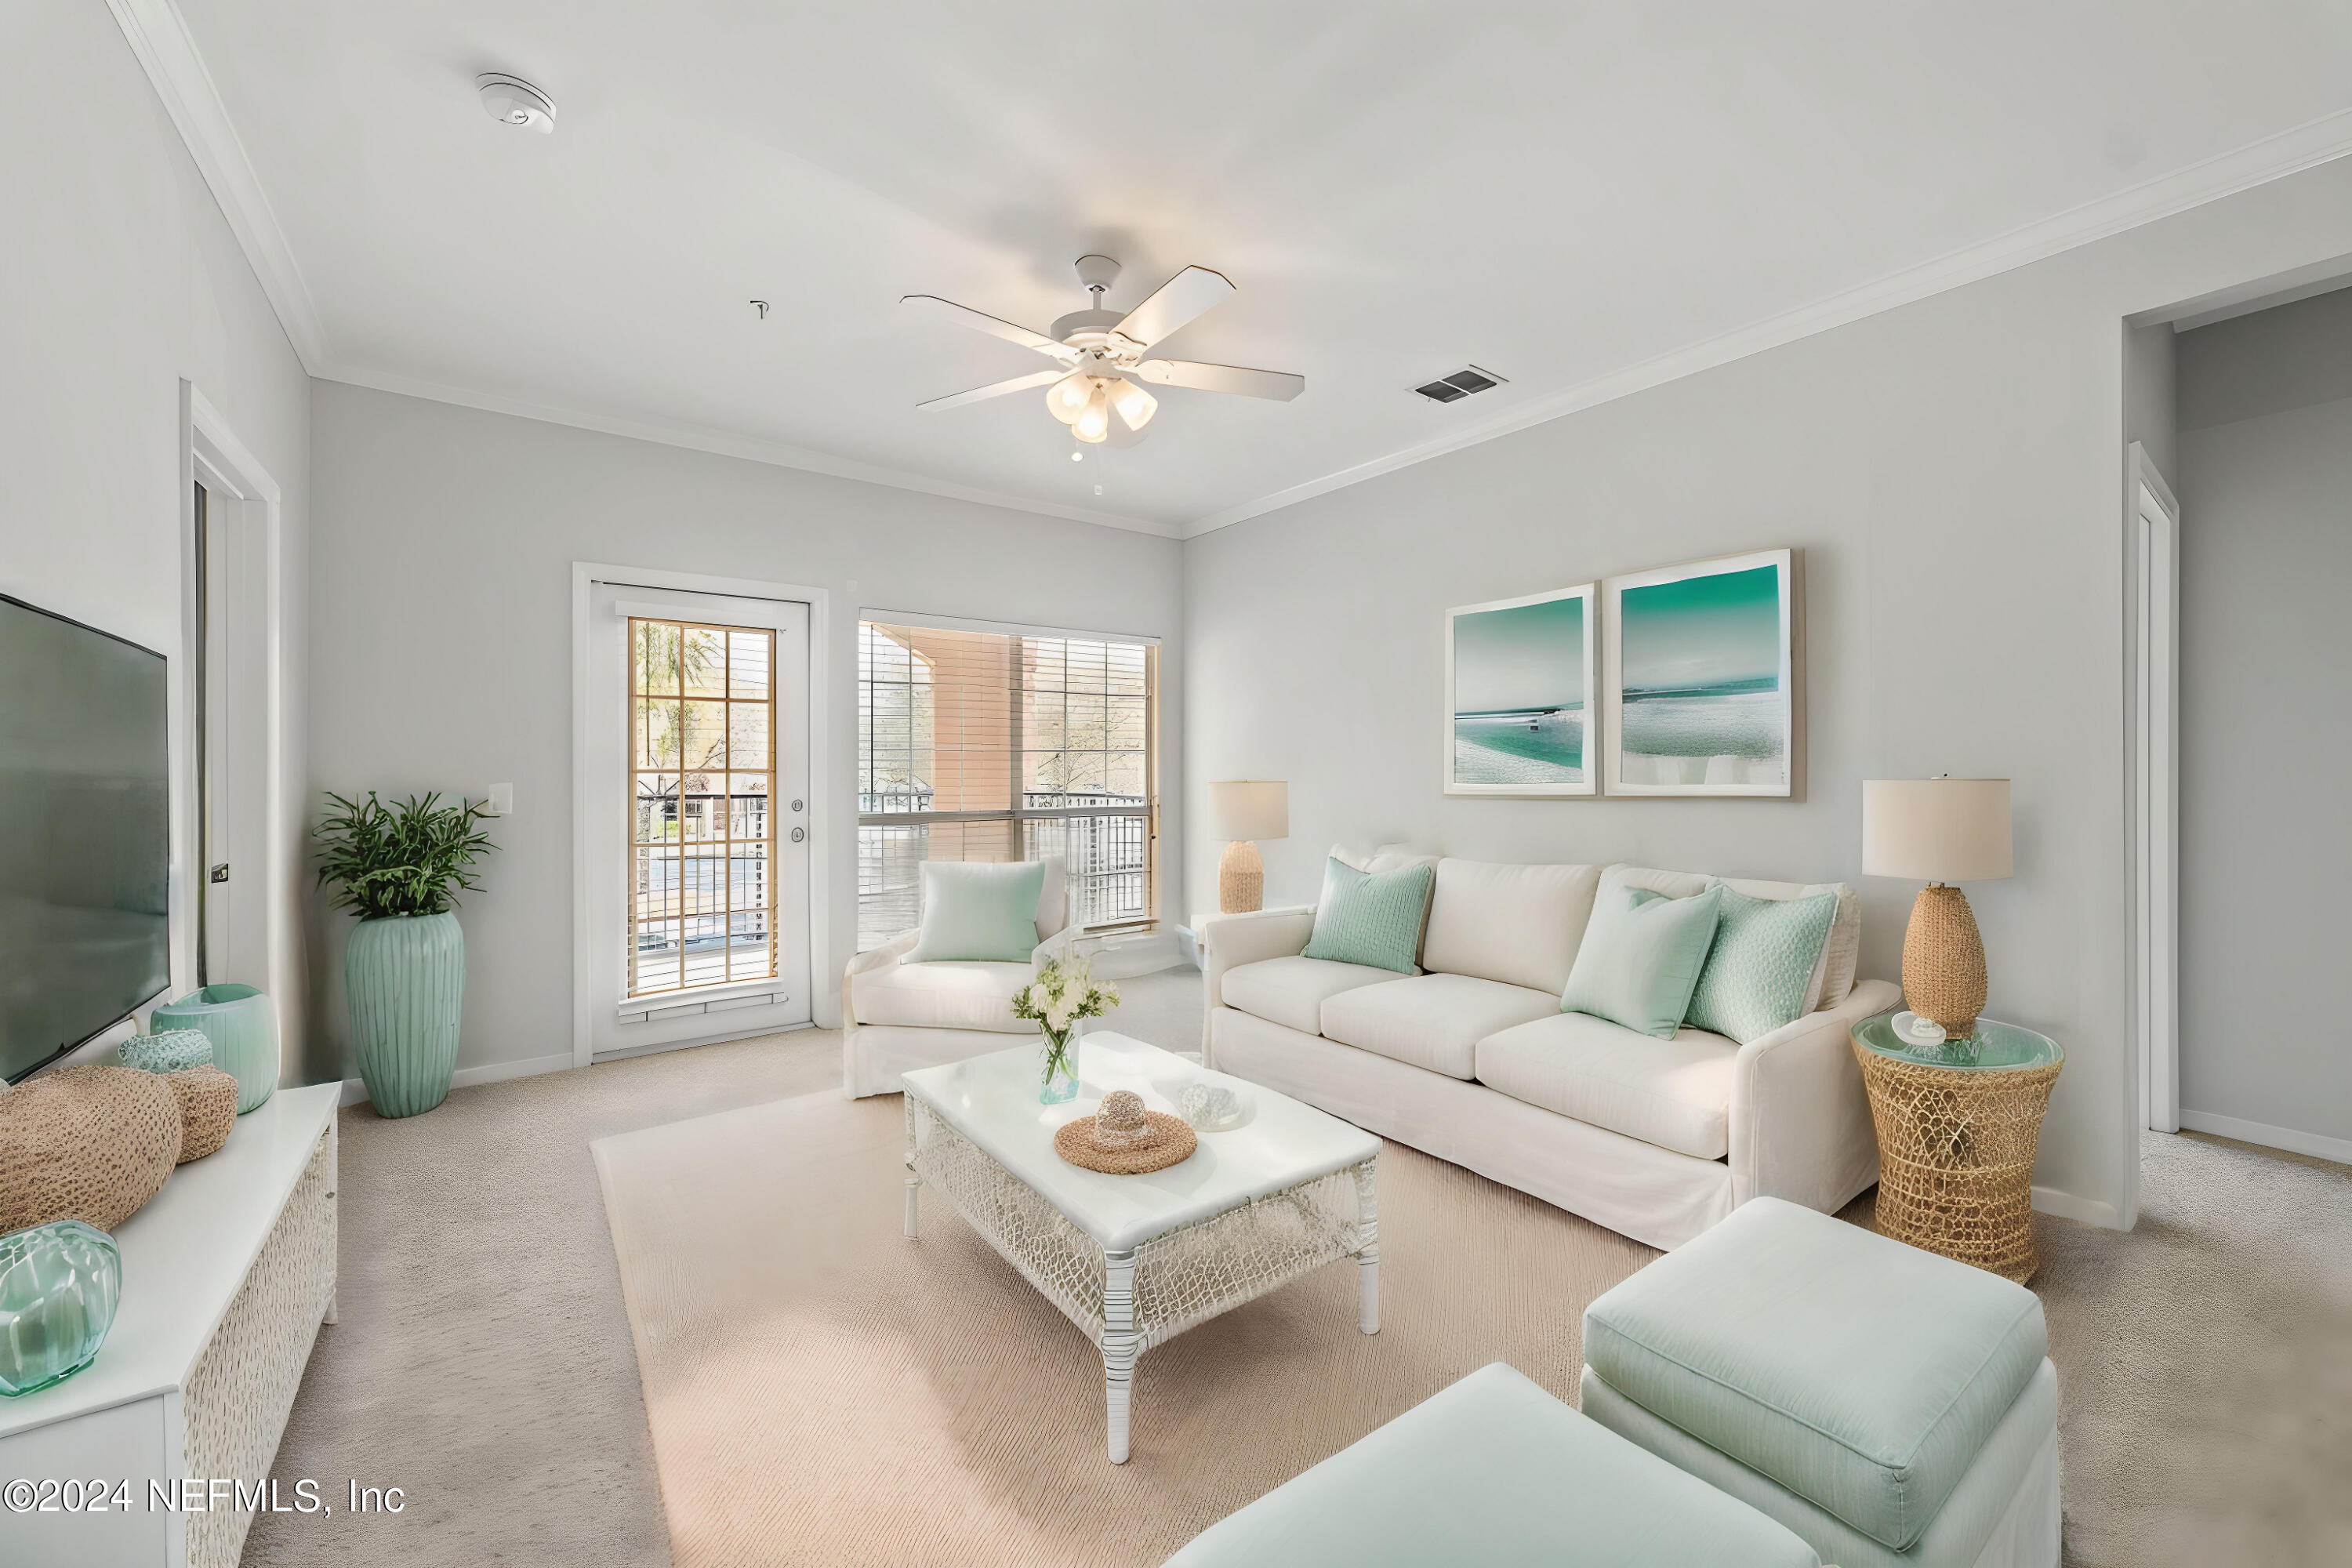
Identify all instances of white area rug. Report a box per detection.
[593,1087,1653,1566]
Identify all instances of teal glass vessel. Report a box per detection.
[151,984,278,1112]
[1037,1023,1082,1105]
[347,912,466,1118]
[0,1221,122,1397]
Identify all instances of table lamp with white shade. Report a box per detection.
[1862,778,2013,1042]
[1207,781,1288,914]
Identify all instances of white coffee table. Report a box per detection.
[900,1031,1381,1463]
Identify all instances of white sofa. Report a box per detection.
[841,856,1075,1098]
[1202,855,1898,1250]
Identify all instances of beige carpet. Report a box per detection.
[593,1089,1653,1566]
[248,964,2352,1566]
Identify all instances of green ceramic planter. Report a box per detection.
[150,984,278,1112]
[346,912,465,1118]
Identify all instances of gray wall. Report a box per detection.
[1182,157,2352,1225]
[2173,285,2352,1150]
[0,2,312,1070]
[306,383,1183,1083]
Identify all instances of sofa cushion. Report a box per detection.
[1419,858,1602,995]
[1301,858,1436,973]
[1582,1196,2049,1553]
[1221,955,1404,1036]
[1165,1362,1821,1568]
[1319,973,1559,1080]
[1560,884,1724,1040]
[1712,874,1860,1011]
[1474,1011,1741,1160]
[1685,887,1839,1046]
[850,958,1033,1032]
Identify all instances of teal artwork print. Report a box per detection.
[1617,560,1789,789]
[1450,590,1590,791]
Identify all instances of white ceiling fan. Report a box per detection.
[902,256,1304,446]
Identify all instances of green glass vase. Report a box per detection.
[150,984,278,1112]
[347,912,465,1118]
[0,1221,122,1397]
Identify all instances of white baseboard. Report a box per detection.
[2030,1185,2124,1229]
[338,1051,576,1108]
[2178,1109,2352,1167]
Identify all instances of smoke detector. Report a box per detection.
[477,74,556,133]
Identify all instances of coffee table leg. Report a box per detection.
[903,1167,921,1239]
[1355,1162,1380,1335]
[1104,1247,1138,1464]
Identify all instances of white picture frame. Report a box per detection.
[1602,548,1803,799]
[1443,582,1599,798]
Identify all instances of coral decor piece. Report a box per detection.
[0,1065,181,1233]
[118,1029,216,1075]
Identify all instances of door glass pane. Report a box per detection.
[635,699,681,768]
[729,775,770,839]
[728,631,770,699]
[681,627,728,699]
[679,775,724,842]
[634,845,679,920]
[636,621,681,695]
[682,699,727,771]
[728,703,770,771]
[634,773,680,842]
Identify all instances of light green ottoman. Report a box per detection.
[1163,1363,1822,1567]
[1582,1196,2060,1568]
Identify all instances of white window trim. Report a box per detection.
[570,562,832,1069]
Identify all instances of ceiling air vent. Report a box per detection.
[1411,365,1508,404]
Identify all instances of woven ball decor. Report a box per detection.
[165,1065,239,1163]
[1853,1041,2060,1283]
[1054,1089,1198,1174]
[0,1065,183,1232]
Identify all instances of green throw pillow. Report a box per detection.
[907,860,1046,962]
[1301,858,1433,974]
[1560,884,1725,1040]
[1685,887,1838,1046]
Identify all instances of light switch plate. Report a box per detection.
[484,782,514,817]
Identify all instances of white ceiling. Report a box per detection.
[150,2,2352,535]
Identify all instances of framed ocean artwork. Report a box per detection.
[1603,548,1803,798]
[1444,583,1598,797]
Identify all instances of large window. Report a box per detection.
[858,619,1155,949]
[628,617,777,996]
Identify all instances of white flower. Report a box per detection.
[1047,1001,1074,1032]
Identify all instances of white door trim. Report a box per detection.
[570,562,831,1070]
[2128,443,2182,1159]
[181,383,300,1079]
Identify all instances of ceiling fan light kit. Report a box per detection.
[904,256,1303,451]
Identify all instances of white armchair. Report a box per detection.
[841,857,1076,1098]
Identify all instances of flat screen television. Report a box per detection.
[0,593,171,1082]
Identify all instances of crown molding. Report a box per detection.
[107,0,328,372]
[1183,105,2352,537]
[323,366,1181,538]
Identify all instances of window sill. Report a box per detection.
[619,975,793,1022]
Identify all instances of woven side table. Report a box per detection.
[1851,1012,2063,1283]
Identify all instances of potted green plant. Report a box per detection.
[314,791,495,1117]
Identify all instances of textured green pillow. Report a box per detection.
[1685,888,1838,1045]
[907,860,1046,962]
[1302,858,1434,974]
[1560,884,1725,1040]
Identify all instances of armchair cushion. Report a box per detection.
[1474,1011,1741,1160]
[907,861,1048,963]
[1220,955,1403,1036]
[849,956,1033,1033]
[1319,973,1559,1080]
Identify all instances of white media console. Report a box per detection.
[0,1083,339,1568]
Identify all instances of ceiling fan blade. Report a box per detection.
[1131,358,1304,401]
[915,368,1067,412]
[900,295,1075,362]
[1109,266,1235,349]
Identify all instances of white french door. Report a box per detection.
[584,579,812,1058]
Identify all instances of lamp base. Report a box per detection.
[1902,884,1987,1038]
[1218,840,1264,914]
